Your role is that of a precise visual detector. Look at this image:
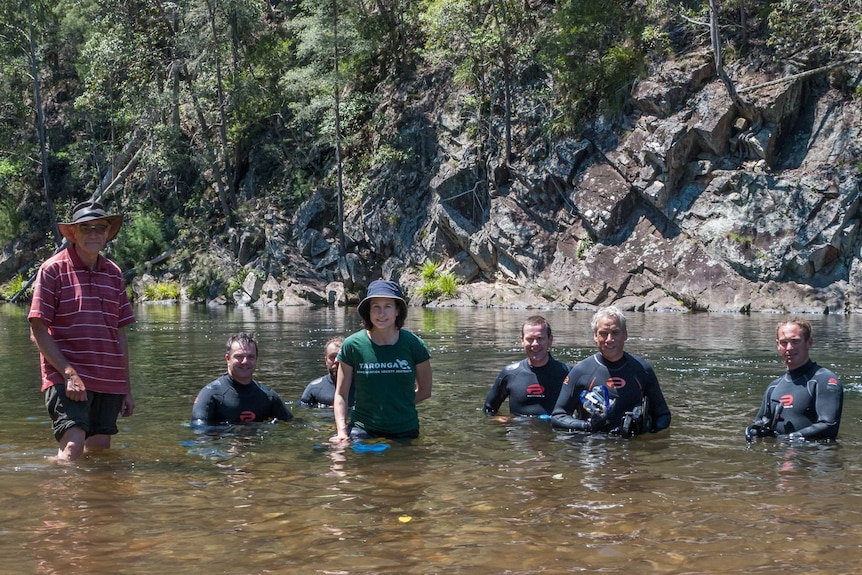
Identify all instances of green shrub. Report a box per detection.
[416,261,459,303]
[224,268,251,298]
[576,237,594,259]
[0,274,26,301]
[111,210,168,271]
[438,271,458,297]
[0,197,24,247]
[415,281,441,303]
[143,280,181,301]
[420,260,440,282]
[537,0,647,132]
[185,281,209,302]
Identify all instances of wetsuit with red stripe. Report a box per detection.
[551,351,671,434]
[753,360,843,440]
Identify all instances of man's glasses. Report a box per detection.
[77,224,109,234]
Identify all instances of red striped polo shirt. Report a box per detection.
[28,245,135,394]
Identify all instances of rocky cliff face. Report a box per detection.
[135,49,861,314]
[357,49,861,313]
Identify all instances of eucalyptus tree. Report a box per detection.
[421,0,537,175]
[0,0,59,242]
[765,0,862,63]
[538,0,647,135]
[164,0,270,226]
[282,0,376,249]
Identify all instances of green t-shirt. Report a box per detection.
[338,329,431,434]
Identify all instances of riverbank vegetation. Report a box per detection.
[0,0,858,303]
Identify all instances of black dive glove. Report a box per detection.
[745,417,775,442]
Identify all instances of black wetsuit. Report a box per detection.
[484,356,569,416]
[299,373,355,408]
[191,374,293,426]
[551,352,671,434]
[752,360,843,440]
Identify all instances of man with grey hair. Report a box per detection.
[551,306,671,436]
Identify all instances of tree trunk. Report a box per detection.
[333,0,346,257]
[26,0,59,245]
[709,0,760,128]
[206,0,235,212]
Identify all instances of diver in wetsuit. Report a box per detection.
[747,317,843,442]
[551,306,671,436]
[484,315,569,417]
[300,337,355,408]
[191,332,292,426]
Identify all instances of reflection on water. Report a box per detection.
[1,304,861,574]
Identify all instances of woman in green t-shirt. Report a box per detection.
[332,280,433,442]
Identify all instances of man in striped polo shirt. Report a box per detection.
[29,201,135,462]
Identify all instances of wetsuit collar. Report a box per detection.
[787,359,816,380]
[224,373,258,389]
[597,351,627,370]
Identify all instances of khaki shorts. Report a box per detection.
[45,385,124,441]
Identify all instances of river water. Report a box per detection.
[0,303,860,575]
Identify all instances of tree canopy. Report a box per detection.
[0,0,858,297]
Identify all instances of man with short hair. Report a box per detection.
[192,332,293,426]
[551,306,671,436]
[484,315,569,417]
[300,337,355,408]
[29,200,135,461]
[746,318,843,442]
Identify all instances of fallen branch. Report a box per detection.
[123,249,176,281]
[739,58,861,93]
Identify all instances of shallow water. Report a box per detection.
[1,304,860,574]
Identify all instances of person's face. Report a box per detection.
[368,298,400,330]
[594,316,627,362]
[520,322,552,367]
[73,219,110,258]
[226,341,257,384]
[776,323,812,371]
[324,342,341,379]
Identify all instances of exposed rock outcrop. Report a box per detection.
[134,51,861,315]
[400,51,862,313]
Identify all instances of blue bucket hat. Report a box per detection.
[358,280,407,321]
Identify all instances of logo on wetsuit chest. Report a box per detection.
[526,383,545,397]
[779,394,794,408]
[240,410,256,422]
[606,377,626,389]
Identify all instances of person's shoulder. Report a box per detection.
[98,255,124,275]
[498,359,525,375]
[548,356,569,372]
[398,329,431,355]
[399,328,426,344]
[255,380,287,399]
[201,373,230,390]
[626,352,653,368]
[812,363,842,384]
[573,353,599,368]
[39,248,72,271]
[304,374,328,388]
[342,330,367,346]
[250,378,275,391]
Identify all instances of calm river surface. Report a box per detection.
[1,303,861,575]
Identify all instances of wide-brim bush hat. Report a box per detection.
[358,279,407,320]
[58,200,124,244]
